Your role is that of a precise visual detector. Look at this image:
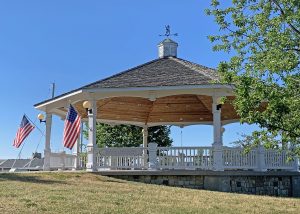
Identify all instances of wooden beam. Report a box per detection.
[97,98,113,108]
[197,95,212,112]
[146,101,155,125]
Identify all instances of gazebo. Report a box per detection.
[34,38,298,172]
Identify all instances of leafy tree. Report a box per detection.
[84,123,173,148]
[206,0,300,155]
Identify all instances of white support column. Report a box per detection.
[73,134,81,170]
[142,127,148,148]
[142,127,149,168]
[148,143,158,170]
[212,96,224,171]
[86,100,97,172]
[221,127,225,145]
[256,145,267,171]
[60,151,66,170]
[44,113,52,171]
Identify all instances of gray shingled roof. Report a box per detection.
[34,57,219,107]
[84,57,219,89]
[0,158,44,169]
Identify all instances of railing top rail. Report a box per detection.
[50,152,76,157]
[97,146,146,150]
[97,147,147,156]
[223,147,254,151]
[158,146,212,150]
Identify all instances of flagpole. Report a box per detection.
[25,115,45,137]
[18,143,26,159]
[26,134,44,169]
[62,105,69,153]
[80,122,83,153]
[20,115,46,169]
[11,138,27,169]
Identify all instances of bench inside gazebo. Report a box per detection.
[34,38,299,172]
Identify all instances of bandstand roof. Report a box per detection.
[34,41,238,127]
[84,57,219,88]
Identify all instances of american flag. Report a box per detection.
[13,115,35,148]
[63,105,81,149]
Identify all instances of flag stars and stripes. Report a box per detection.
[63,105,81,150]
[13,115,35,148]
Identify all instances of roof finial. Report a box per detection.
[159,25,178,38]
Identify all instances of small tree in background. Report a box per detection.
[83,123,172,148]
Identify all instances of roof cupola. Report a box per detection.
[158,38,178,58]
[158,25,178,58]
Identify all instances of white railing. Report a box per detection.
[222,147,296,171]
[49,144,298,171]
[95,147,148,169]
[265,150,294,169]
[49,152,76,169]
[157,147,213,170]
[79,155,87,169]
[223,147,257,169]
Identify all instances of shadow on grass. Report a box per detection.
[92,173,127,184]
[0,173,67,185]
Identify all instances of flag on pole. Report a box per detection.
[63,104,81,149]
[13,115,35,148]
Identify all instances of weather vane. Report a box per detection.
[159,25,178,38]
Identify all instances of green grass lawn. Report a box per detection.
[0,172,299,214]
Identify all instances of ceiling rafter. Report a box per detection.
[145,101,155,126]
[196,95,212,112]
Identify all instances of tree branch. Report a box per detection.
[225,27,264,51]
[271,0,300,36]
[263,122,300,138]
[284,48,300,52]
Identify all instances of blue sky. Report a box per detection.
[0,0,258,159]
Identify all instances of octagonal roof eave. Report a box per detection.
[34,83,235,111]
[34,86,238,127]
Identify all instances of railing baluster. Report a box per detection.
[94,146,294,171]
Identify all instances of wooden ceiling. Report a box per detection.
[74,95,239,125]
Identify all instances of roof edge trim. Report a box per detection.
[34,90,83,109]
